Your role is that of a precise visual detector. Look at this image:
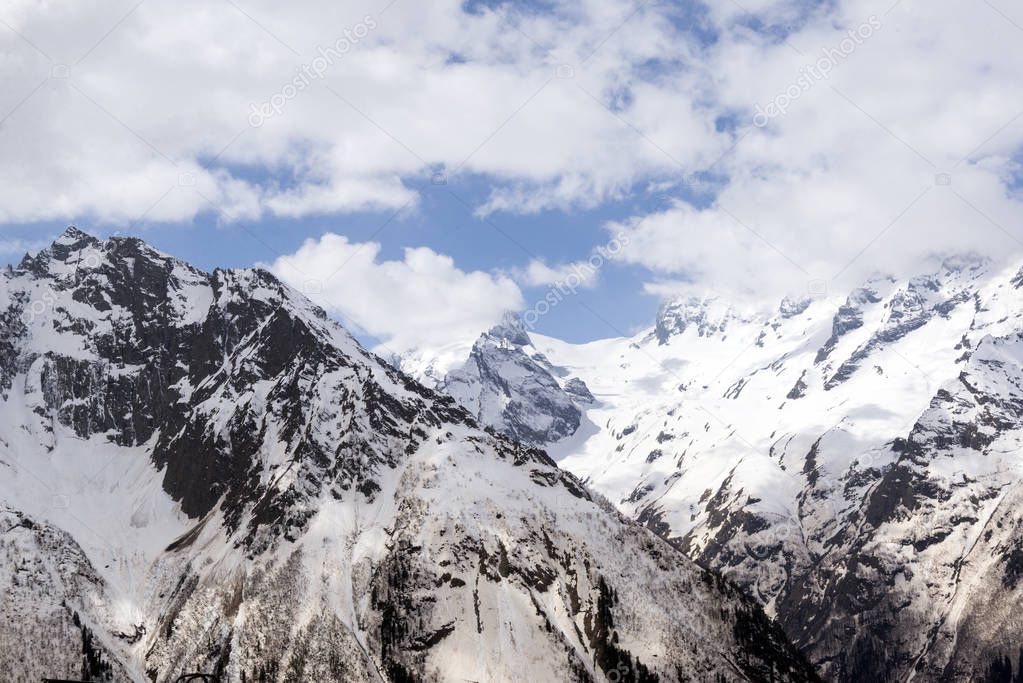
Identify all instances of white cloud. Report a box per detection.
[0,0,729,225]
[608,0,1023,300]
[517,225,633,290]
[262,177,418,219]
[269,233,524,353]
[520,258,602,289]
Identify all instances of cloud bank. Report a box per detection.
[3,0,1023,345]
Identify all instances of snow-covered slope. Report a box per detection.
[0,228,816,682]
[415,257,1023,681]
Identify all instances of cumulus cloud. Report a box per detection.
[0,0,729,225]
[608,0,1023,300]
[269,233,524,353]
[520,259,603,289]
[517,225,632,291]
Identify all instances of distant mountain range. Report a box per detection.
[407,255,1023,681]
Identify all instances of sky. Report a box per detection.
[1,0,1022,353]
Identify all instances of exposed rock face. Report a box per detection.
[779,297,811,320]
[654,296,750,344]
[564,376,596,404]
[0,228,816,682]
[813,284,886,364]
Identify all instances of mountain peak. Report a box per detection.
[19,226,103,274]
[485,311,531,347]
[779,295,812,319]
[654,295,750,344]
[54,225,99,246]
[939,252,989,274]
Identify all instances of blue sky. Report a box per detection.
[0,177,675,343]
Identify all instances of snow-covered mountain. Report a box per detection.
[0,228,817,682]
[402,314,594,447]
[410,256,1023,681]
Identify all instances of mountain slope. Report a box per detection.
[0,228,816,682]
[412,257,1023,681]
